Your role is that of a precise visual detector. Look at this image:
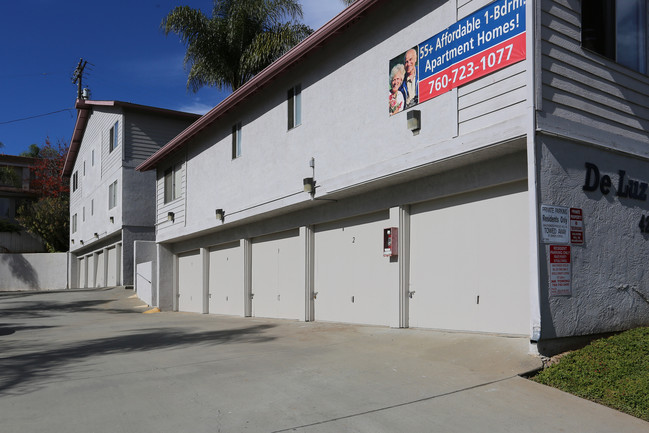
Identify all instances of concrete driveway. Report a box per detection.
[1,287,646,433]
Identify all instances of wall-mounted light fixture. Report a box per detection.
[71,239,75,244]
[215,208,225,222]
[167,211,175,222]
[303,177,316,197]
[109,216,114,224]
[407,110,421,135]
[94,232,99,239]
[80,240,84,245]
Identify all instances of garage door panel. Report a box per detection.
[314,211,392,326]
[87,256,95,289]
[252,230,303,320]
[178,250,203,313]
[209,241,244,316]
[409,184,529,334]
[107,247,117,287]
[79,258,86,289]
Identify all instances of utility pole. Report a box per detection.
[71,58,88,100]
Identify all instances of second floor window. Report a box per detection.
[109,121,119,153]
[164,164,182,204]
[232,122,242,159]
[582,0,648,74]
[72,214,77,233]
[108,180,118,209]
[72,171,79,192]
[287,84,302,130]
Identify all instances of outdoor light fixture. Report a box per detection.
[80,240,84,245]
[215,208,225,221]
[167,212,175,222]
[303,177,316,196]
[94,232,99,239]
[407,110,421,135]
[71,239,75,244]
[109,216,114,223]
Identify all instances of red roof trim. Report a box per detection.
[136,0,384,172]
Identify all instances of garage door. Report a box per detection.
[251,229,303,320]
[79,257,86,288]
[178,250,203,313]
[314,211,393,326]
[209,241,244,316]
[87,255,95,289]
[95,251,105,288]
[409,183,529,334]
[107,247,117,287]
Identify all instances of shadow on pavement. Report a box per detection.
[0,324,276,397]
[0,299,138,319]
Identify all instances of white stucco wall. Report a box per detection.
[0,253,68,291]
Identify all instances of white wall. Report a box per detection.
[155,0,530,243]
[0,253,68,291]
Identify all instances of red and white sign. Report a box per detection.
[550,245,571,296]
[570,208,584,244]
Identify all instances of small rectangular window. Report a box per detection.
[92,149,95,166]
[109,121,119,153]
[72,214,77,233]
[82,206,85,222]
[108,180,118,209]
[83,161,86,176]
[164,164,183,204]
[232,122,242,159]
[287,84,302,130]
[582,0,648,74]
[72,171,79,192]
[91,199,94,216]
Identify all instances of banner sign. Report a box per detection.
[388,0,526,115]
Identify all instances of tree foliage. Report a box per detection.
[16,139,70,252]
[163,0,313,92]
[19,143,41,158]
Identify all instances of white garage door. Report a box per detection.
[87,255,95,289]
[78,257,86,288]
[209,241,244,316]
[251,229,303,320]
[409,183,529,335]
[178,250,203,313]
[107,247,117,287]
[95,251,105,287]
[314,211,393,326]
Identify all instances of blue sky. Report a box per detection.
[0,0,346,156]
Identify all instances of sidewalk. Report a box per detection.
[1,287,647,432]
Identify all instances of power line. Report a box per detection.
[0,108,75,125]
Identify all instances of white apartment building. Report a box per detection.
[63,100,199,287]
[135,0,649,351]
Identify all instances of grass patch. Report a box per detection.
[532,327,649,421]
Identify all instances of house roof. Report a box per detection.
[136,0,384,172]
[62,100,201,178]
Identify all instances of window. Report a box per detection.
[163,164,182,204]
[82,206,85,222]
[582,0,648,74]
[232,122,242,159]
[83,161,86,176]
[72,214,77,233]
[92,149,95,166]
[72,171,79,192]
[91,199,94,216]
[108,180,118,209]
[109,121,119,153]
[287,84,302,130]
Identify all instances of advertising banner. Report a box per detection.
[388,0,526,115]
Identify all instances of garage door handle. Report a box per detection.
[408,291,415,299]
[313,291,318,300]
[250,293,255,299]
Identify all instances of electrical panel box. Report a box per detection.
[383,227,398,257]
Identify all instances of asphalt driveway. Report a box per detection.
[0,287,647,433]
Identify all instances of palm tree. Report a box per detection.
[163,0,313,92]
